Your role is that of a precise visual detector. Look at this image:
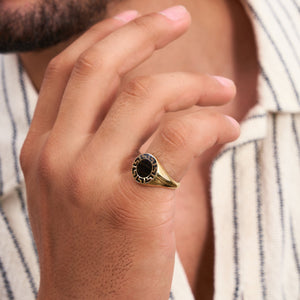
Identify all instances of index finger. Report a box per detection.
[52,6,191,138]
[29,10,140,135]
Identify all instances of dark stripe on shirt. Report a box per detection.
[169,291,175,300]
[214,138,265,163]
[259,66,281,111]
[271,114,286,299]
[247,3,300,106]
[264,0,300,68]
[254,141,267,300]
[290,115,300,286]
[17,57,31,126]
[232,147,240,300]
[0,158,3,197]
[289,0,300,13]
[291,115,300,166]
[272,114,285,241]
[0,256,14,300]
[245,114,267,122]
[290,216,300,282]
[0,205,37,297]
[1,57,21,184]
[0,165,14,299]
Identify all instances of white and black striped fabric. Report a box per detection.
[0,0,300,299]
[0,54,39,300]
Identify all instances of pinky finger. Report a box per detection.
[146,110,240,183]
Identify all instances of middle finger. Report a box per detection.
[90,72,236,160]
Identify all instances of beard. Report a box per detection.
[0,0,113,53]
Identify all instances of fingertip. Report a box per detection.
[225,115,241,139]
[158,5,190,22]
[157,5,192,33]
[214,75,235,88]
[213,76,237,101]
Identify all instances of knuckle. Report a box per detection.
[20,142,30,174]
[197,110,223,146]
[195,108,219,122]
[74,50,107,76]
[160,119,189,148]
[65,154,108,208]
[202,110,221,124]
[206,109,221,119]
[45,56,64,79]
[20,132,38,175]
[37,143,61,181]
[122,76,152,99]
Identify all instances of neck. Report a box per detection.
[19,0,254,96]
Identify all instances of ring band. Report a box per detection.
[132,153,180,189]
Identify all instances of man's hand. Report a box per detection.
[20,6,239,299]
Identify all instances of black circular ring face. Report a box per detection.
[132,153,158,184]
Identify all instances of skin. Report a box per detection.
[2,0,259,299]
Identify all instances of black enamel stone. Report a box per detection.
[137,159,152,178]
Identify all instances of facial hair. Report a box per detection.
[0,0,112,53]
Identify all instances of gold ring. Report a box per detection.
[132,153,180,189]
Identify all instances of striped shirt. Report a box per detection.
[0,0,300,299]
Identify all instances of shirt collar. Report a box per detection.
[214,0,300,154]
[242,0,300,113]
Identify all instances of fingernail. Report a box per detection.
[159,5,188,21]
[113,10,139,23]
[214,76,234,87]
[225,115,240,129]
